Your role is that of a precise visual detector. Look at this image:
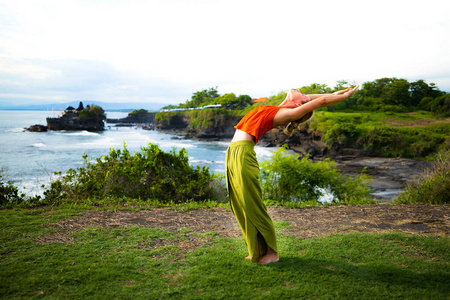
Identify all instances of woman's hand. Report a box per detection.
[342,85,359,98]
[332,88,351,95]
[333,85,359,96]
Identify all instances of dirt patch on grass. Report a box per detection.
[39,204,449,245]
[385,117,450,127]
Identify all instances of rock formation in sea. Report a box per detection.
[106,110,156,124]
[155,111,241,140]
[46,102,106,131]
[26,124,48,132]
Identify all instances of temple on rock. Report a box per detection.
[46,102,106,131]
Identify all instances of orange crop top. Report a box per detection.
[234,106,281,144]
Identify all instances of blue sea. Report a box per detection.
[0,110,276,196]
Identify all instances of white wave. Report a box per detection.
[316,187,335,203]
[79,137,118,148]
[189,158,225,165]
[254,146,276,158]
[158,141,195,149]
[32,142,46,148]
[68,130,100,136]
[7,127,25,133]
[372,189,403,199]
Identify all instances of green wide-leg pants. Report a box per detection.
[225,140,278,262]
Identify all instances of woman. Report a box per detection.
[225,86,359,265]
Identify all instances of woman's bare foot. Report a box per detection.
[245,255,251,260]
[257,246,279,265]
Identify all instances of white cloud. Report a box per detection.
[0,0,449,105]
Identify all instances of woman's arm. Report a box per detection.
[279,87,354,107]
[273,86,359,127]
[307,87,354,100]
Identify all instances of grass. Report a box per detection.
[1,206,449,299]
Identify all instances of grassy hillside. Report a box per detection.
[309,111,450,159]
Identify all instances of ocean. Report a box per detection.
[0,110,276,196]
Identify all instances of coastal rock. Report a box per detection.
[46,103,106,131]
[47,114,104,131]
[27,124,48,132]
[156,112,240,140]
[106,112,156,124]
[260,125,333,158]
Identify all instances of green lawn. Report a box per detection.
[1,206,449,299]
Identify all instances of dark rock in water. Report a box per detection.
[47,115,104,131]
[27,124,48,132]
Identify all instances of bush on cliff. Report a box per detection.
[129,109,149,115]
[395,144,450,204]
[260,146,374,205]
[78,104,106,121]
[155,109,238,132]
[43,143,217,204]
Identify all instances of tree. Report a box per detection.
[161,104,179,110]
[184,87,220,108]
[333,80,355,91]
[235,95,252,108]
[216,93,236,106]
[431,94,450,116]
[79,104,106,121]
[410,80,445,107]
[299,83,332,95]
[382,78,411,106]
[357,78,411,109]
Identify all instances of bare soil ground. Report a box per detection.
[385,117,450,127]
[39,205,449,246]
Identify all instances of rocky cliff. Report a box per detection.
[106,112,156,124]
[47,113,105,131]
[44,103,106,131]
[156,111,241,140]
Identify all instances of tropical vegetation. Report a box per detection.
[78,104,106,121]
[260,146,373,206]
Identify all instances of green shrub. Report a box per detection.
[154,111,174,127]
[129,109,149,115]
[360,126,446,158]
[432,94,450,116]
[0,173,25,207]
[43,143,217,204]
[259,146,373,205]
[395,146,450,204]
[78,104,106,121]
[322,122,360,149]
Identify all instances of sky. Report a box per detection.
[1,0,449,107]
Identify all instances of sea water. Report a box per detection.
[0,110,276,196]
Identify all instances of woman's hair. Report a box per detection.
[283,111,313,136]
